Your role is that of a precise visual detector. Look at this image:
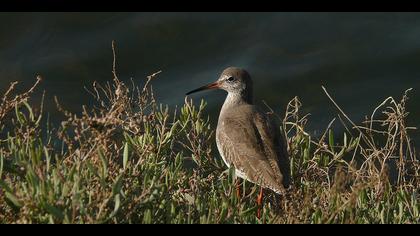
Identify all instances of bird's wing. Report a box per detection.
[217,108,289,193]
[253,110,291,188]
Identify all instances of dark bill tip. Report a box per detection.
[185,82,219,95]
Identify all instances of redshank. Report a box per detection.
[186,67,290,217]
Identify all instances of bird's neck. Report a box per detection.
[222,92,253,110]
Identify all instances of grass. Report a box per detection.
[0,43,419,224]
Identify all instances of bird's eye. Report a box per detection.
[227,76,235,82]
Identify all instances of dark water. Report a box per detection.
[1,12,419,144]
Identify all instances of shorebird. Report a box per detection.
[186,67,290,217]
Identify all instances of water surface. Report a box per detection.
[0,12,419,143]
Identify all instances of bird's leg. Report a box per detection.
[257,186,264,219]
[236,179,241,199]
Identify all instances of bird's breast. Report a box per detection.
[215,128,231,168]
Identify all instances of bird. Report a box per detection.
[186,67,290,218]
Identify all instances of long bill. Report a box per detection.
[185,82,220,95]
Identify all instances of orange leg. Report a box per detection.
[236,180,241,199]
[257,186,263,219]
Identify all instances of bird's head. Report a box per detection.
[186,67,253,97]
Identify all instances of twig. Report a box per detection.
[321,86,376,151]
